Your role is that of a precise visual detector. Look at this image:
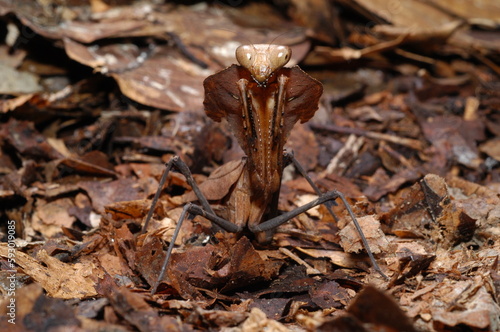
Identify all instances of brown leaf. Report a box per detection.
[480,137,500,161]
[32,198,76,237]
[189,307,248,329]
[414,111,484,171]
[135,234,167,290]
[0,283,81,331]
[64,38,208,112]
[431,277,500,331]
[23,287,81,330]
[309,280,350,309]
[347,285,417,332]
[182,158,246,202]
[0,283,39,330]
[387,174,477,247]
[317,314,368,332]
[364,167,422,201]
[166,244,216,300]
[97,253,135,288]
[253,265,315,298]
[96,275,191,332]
[0,119,62,160]
[79,178,144,213]
[60,152,117,177]
[219,236,282,293]
[339,215,388,255]
[285,123,319,171]
[238,308,290,332]
[104,199,152,221]
[248,298,291,321]
[158,237,282,300]
[390,251,436,286]
[422,174,477,246]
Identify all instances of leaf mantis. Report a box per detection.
[142,44,387,294]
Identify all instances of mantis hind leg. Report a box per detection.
[150,202,242,294]
[140,155,215,235]
[278,150,388,279]
[142,156,243,294]
[283,150,339,221]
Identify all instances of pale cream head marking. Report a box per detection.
[236,44,292,84]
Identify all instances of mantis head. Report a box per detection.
[236,44,291,85]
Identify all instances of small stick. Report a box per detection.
[324,134,364,176]
[310,123,423,150]
[279,247,321,275]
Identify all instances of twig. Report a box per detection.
[323,134,364,176]
[279,247,321,275]
[311,123,423,150]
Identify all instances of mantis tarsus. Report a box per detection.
[142,44,387,294]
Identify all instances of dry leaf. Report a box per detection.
[0,246,97,299]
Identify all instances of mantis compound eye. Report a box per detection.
[235,45,255,69]
[268,45,291,70]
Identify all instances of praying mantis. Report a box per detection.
[142,43,387,294]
